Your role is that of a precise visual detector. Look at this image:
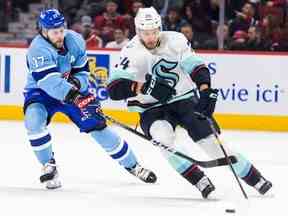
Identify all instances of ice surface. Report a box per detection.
[0,121,287,216]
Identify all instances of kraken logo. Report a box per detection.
[152,58,179,88]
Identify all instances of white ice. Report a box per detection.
[0,120,287,216]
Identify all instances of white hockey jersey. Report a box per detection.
[108,31,206,112]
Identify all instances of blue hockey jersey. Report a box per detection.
[25,30,89,101]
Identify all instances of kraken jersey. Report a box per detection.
[109,31,206,112]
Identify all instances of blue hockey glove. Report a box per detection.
[195,88,218,117]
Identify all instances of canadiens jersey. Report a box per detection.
[25,30,89,101]
[108,31,206,112]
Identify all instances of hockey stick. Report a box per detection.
[102,113,238,168]
[194,112,248,199]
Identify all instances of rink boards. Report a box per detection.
[0,47,287,131]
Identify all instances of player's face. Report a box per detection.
[47,27,65,48]
[138,28,160,49]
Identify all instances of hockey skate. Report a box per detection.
[195,175,215,199]
[126,163,157,183]
[254,177,272,195]
[181,165,215,198]
[40,158,61,189]
[242,166,272,195]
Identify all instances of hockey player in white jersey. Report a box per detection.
[107,7,272,198]
[24,9,156,189]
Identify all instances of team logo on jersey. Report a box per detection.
[152,58,179,87]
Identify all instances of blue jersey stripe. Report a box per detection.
[71,62,89,74]
[32,67,59,82]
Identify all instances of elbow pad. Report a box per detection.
[190,66,211,89]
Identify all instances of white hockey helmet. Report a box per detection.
[134,7,162,31]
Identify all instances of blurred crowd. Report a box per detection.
[0,0,288,51]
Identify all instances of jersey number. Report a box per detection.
[32,56,45,68]
[119,57,130,70]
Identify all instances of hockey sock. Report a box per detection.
[90,127,137,169]
[165,153,210,185]
[181,164,204,185]
[242,165,263,186]
[231,153,252,178]
[28,129,53,165]
[166,153,193,173]
[25,103,53,165]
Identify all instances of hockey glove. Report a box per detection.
[141,74,176,103]
[195,88,218,117]
[64,87,96,109]
[64,87,106,131]
[62,72,81,89]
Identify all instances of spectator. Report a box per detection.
[115,0,132,14]
[162,7,187,32]
[182,2,213,42]
[81,16,103,49]
[258,0,286,25]
[123,0,145,38]
[59,0,82,26]
[78,0,106,18]
[246,26,265,50]
[180,24,200,49]
[262,0,286,7]
[207,0,220,22]
[143,0,185,16]
[105,28,129,48]
[208,0,248,21]
[94,0,127,43]
[203,24,231,50]
[278,17,288,51]
[2,0,288,52]
[229,2,258,37]
[130,0,145,16]
[229,30,248,50]
[260,14,285,51]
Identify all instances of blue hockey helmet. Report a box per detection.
[38,9,65,30]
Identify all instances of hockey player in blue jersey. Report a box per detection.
[24,9,157,189]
